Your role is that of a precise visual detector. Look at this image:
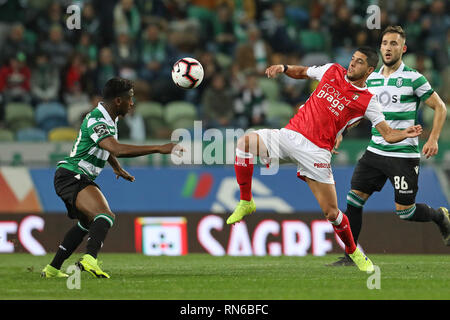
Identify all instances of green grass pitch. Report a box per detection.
[0,253,449,300]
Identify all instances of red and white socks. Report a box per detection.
[234,148,254,201]
[329,210,357,254]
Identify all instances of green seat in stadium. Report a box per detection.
[0,128,14,141]
[266,101,294,128]
[135,101,166,138]
[5,102,35,132]
[258,78,280,101]
[164,101,198,130]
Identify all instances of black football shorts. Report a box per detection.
[54,167,100,224]
[350,150,420,205]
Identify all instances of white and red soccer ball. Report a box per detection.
[171,57,204,89]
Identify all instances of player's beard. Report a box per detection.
[382,54,401,67]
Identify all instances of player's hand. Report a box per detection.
[159,143,185,157]
[265,65,284,78]
[114,167,135,182]
[422,138,438,159]
[404,125,423,138]
[332,134,343,155]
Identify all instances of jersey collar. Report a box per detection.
[378,61,404,77]
[97,102,116,125]
[344,75,368,90]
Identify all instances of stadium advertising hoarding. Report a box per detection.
[1,213,448,256]
[2,166,447,213]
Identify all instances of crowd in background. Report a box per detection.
[0,0,448,141]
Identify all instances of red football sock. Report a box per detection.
[234,149,254,201]
[329,210,357,254]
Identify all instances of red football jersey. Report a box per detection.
[285,63,384,151]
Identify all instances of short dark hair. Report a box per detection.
[381,26,406,41]
[356,46,379,69]
[102,77,134,100]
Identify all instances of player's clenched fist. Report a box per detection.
[265,65,284,78]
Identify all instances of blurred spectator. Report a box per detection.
[259,2,300,54]
[31,51,60,105]
[235,23,272,74]
[422,0,449,70]
[36,1,66,39]
[330,5,358,51]
[112,30,139,70]
[63,53,89,105]
[280,52,308,107]
[234,70,268,128]
[1,23,34,65]
[76,32,98,69]
[41,24,73,71]
[114,0,141,40]
[201,72,234,129]
[138,23,173,82]
[87,47,118,95]
[82,2,101,39]
[212,4,238,57]
[299,18,328,54]
[0,52,31,104]
[403,3,425,53]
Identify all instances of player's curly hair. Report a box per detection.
[102,77,134,100]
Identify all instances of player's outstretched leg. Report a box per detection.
[227,134,267,225]
[41,221,89,278]
[76,214,114,278]
[396,203,450,245]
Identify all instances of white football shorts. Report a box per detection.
[254,128,334,184]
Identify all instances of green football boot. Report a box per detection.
[41,264,69,278]
[226,199,256,225]
[76,254,110,278]
[348,248,374,272]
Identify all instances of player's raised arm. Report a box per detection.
[265,64,309,79]
[99,136,183,158]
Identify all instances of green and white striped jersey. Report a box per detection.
[366,62,434,158]
[57,103,118,180]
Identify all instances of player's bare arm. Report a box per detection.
[422,92,447,158]
[99,136,184,158]
[265,64,309,79]
[107,155,135,182]
[375,121,423,143]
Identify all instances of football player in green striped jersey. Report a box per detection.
[42,77,184,278]
[329,26,449,267]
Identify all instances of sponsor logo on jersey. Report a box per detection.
[314,162,331,168]
[93,123,110,137]
[316,83,351,117]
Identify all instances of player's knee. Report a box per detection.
[93,212,115,227]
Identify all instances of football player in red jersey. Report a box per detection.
[226,47,422,271]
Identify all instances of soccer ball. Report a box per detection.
[171,57,204,89]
